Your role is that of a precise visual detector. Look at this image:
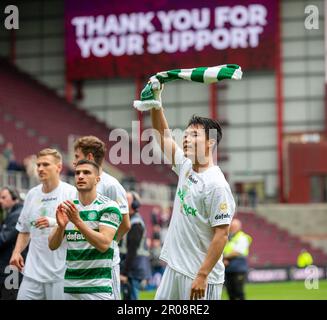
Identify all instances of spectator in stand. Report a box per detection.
[160,207,171,243]
[150,238,165,275]
[152,224,162,241]
[23,155,38,180]
[0,187,24,300]
[22,155,38,189]
[2,143,14,165]
[120,191,151,300]
[247,185,257,208]
[297,249,313,268]
[150,206,162,227]
[2,143,21,172]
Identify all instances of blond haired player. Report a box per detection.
[10,148,76,300]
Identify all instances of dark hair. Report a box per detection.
[74,136,106,166]
[75,159,100,174]
[187,115,222,145]
[1,186,21,201]
[130,191,141,210]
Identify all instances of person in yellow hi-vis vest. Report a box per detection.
[223,218,252,300]
[297,249,313,268]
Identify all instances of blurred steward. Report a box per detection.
[223,218,252,300]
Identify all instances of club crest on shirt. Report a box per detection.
[219,202,228,213]
[88,211,97,220]
[184,169,191,180]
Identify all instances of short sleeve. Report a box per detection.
[205,187,235,227]
[107,184,129,215]
[172,147,188,176]
[99,206,122,230]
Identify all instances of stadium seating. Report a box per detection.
[133,206,327,268]
[237,211,327,267]
[0,58,177,184]
[0,109,47,161]
[255,204,327,255]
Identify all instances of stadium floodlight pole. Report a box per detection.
[209,83,218,120]
[65,80,73,103]
[275,0,285,203]
[325,0,327,135]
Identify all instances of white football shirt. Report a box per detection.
[16,181,77,282]
[97,172,128,266]
[160,148,235,284]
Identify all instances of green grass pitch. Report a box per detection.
[139,280,327,300]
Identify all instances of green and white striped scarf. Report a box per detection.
[133,64,242,111]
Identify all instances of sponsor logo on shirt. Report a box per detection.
[182,204,197,216]
[188,175,198,184]
[178,188,186,201]
[41,197,58,202]
[177,188,198,217]
[66,232,85,241]
[117,198,128,210]
[215,213,231,220]
[106,212,120,225]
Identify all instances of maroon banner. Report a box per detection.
[65,0,277,80]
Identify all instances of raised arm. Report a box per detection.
[150,85,178,166]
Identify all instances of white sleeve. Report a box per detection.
[16,192,32,233]
[205,187,235,227]
[107,184,128,215]
[172,147,187,176]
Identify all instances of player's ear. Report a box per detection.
[57,161,63,173]
[95,175,100,184]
